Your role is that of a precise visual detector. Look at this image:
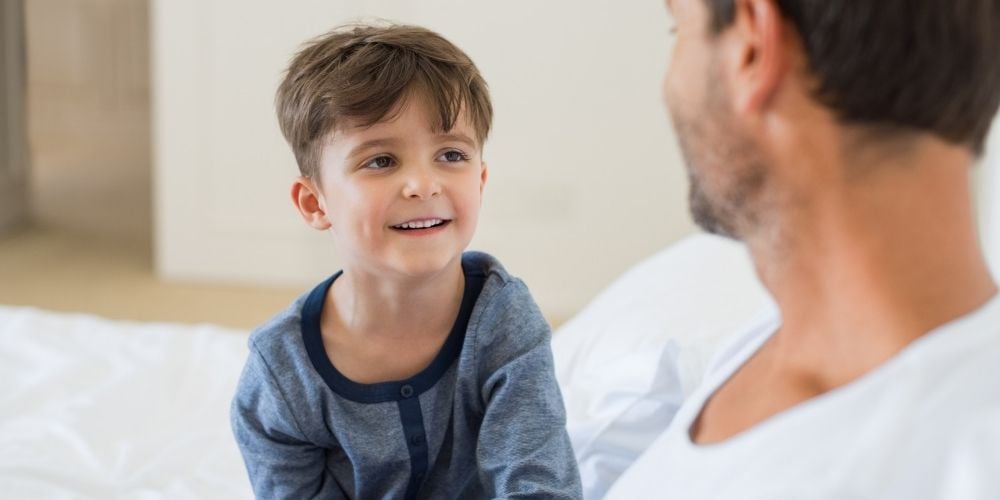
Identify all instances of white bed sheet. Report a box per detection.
[0,306,253,499]
[0,236,766,499]
[552,234,770,498]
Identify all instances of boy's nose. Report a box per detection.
[401,166,442,199]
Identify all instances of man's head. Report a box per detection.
[664,0,1000,238]
[276,23,493,179]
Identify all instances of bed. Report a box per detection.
[0,234,770,499]
[0,306,253,498]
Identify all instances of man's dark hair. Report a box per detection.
[705,0,1000,153]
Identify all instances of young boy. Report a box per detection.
[230,23,582,499]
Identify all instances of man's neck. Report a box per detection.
[746,137,997,387]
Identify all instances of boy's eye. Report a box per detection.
[362,155,395,170]
[438,150,470,163]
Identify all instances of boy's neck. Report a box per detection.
[324,258,466,341]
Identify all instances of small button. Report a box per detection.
[410,434,424,446]
[400,385,414,398]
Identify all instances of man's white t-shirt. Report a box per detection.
[606,295,1000,500]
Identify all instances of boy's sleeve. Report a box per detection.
[474,278,584,499]
[230,344,345,500]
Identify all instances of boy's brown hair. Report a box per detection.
[276,23,493,178]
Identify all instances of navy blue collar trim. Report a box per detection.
[301,261,486,404]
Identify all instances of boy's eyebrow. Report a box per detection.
[345,138,401,159]
[437,132,477,148]
[343,132,477,159]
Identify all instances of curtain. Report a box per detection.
[0,0,28,234]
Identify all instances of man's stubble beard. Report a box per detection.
[668,67,767,240]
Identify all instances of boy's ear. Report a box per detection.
[479,161,488,196]
[291,176,332,230]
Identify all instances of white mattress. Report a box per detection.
[0,235,766,499]
[0,306,253,499]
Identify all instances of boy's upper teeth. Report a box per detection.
[396,219,443,229]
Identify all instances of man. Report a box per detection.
[608,0,1000,497]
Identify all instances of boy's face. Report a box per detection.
[300,94,487,279]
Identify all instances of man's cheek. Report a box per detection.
[663,76,683,118]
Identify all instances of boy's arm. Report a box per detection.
[474,278,584,499]
[231,346,345,500]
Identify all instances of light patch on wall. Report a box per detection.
[981,114,1000,275]
[153,0,695,320]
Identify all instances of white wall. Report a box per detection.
[980,116,1000,276]
[152,0,695,320]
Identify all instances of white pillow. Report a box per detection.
[552,234,772,499]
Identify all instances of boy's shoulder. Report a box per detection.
[463,250,536,314]
[246,287,313,359]
[463,251,550,352]
[462,250,510,282]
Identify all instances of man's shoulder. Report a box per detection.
[910,294,1000,406]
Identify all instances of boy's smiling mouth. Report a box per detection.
[390,218,451,231]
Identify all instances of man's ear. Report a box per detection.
[479,161,489,197]
[291,176,332,230]
[727,0,788,114]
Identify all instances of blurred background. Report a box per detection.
[1,0,998,329]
